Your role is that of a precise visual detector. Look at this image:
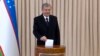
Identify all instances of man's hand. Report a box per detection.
[40,36,47,41]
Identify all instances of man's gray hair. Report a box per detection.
[42,3,51,9]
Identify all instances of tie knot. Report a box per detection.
[46,18,48,22]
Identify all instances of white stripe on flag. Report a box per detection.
[0,0,19,56]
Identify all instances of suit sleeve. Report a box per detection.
[55,17,60,45]
[33,17,42,40]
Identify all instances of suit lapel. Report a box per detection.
[40,15,48,27]
[40,15,53,29]
[48,15,52,26]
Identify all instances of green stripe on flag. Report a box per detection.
[0,50,3,56]
[0,47,3,56]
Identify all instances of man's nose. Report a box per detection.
[47,10,50,12]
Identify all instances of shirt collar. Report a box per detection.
[43,15,49,19]
[43,15,49,22]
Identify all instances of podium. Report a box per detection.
[35,45,65,56]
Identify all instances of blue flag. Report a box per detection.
[0,0,19,56]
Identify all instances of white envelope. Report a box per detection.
[45,39,54,48]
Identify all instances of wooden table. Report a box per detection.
[35,45,65,56]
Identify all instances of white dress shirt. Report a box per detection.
[43,16,49,22]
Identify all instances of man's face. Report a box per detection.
[42,6,51,16]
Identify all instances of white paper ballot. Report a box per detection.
[45,39,54,48]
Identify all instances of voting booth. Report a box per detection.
[35,45,65,56]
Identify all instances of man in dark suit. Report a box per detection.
[33,3,60,46]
